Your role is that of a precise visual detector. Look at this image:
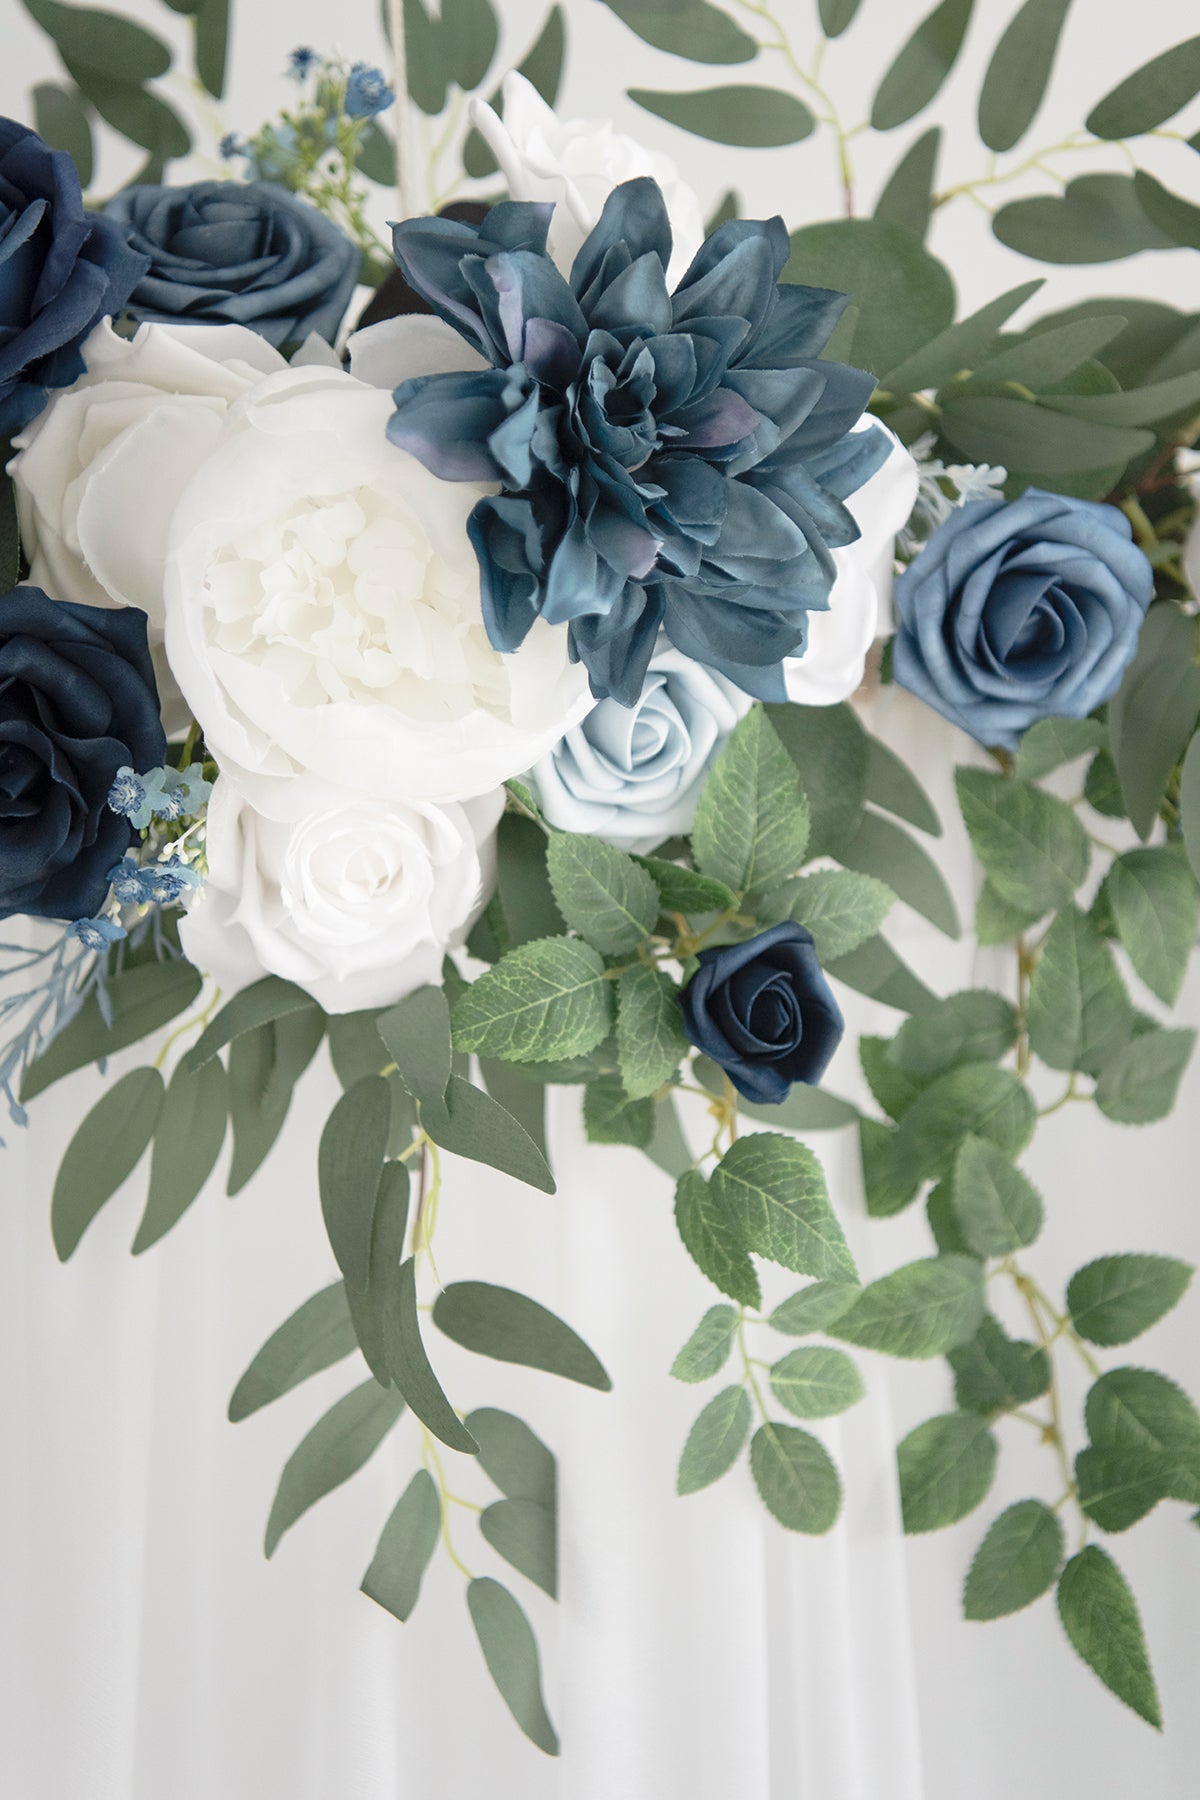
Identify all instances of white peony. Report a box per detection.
[162,344,590,807]
[528,642,750,852]
[784,423,920,706]
[180,775,502,1014]
[468,72,706,286]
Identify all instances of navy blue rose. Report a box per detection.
[104,180,358,349]
[0,587,165,922]
[387,179,888,706]
[892,489,1154,750]
[0,117,146,434]
[679,922,844,1105]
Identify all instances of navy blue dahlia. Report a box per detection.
[387,178,887,706]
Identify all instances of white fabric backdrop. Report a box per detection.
[3,5,1200,1796]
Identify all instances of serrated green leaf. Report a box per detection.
[433,1282,611,1389]
[763,701,868,858]
[678,1385,751,1494]
[870,0,975,131]
[974,879,1042,946]
[780,868,896,962]
[1087,1367,1200,1463]
[892,1062,1035,1188]
[133,1056,226,1253]
[1105,849,1200,1007]
[51,1067,163,1260]
[1056,1547,1161,1727]
[21,957,201,1102]
[1086,33,1200,138]
[600,0,756,63]
[185,976,315,1073]
[377,986,452,1108]
[769,1346,864,1418]
[1094,1027,1196,1125]
[898,1410,997,1532]
[993,174,1173,265]
[633,856,737,915]
[955,768,1089,915]
[768,1280,862,1335]
[948,1314,1050,1414]
[630,85,815,147]
[229,1282,358,1422]
[784,218,956,378]
[860,1034,928,1120]
[1014,716,1107,782]
[318,1076,391,1294]
[864,733,942,835]
[583,1072,653,1147]
[964,1500,1064,1619]
[927,1178,975,1258]
[951,1135,1043,1256]
[1068,1254,1193,1346]
[1107,605,1200,840]
[226,1009,325,1196]
[674,1168,761,1307]
[361,1469,441,1623]
[692,707,810,894]
[1025,905,1132,1076]
[859,1116,921,1218]
[616,963,688,1100]
[545,833,659,954]
[889,990,1018,1081]
[466,1408,556,1508]
[1075,1447,1180,1532]
[467,1578,559,1755]
[749,1421,841,1531]
[874,127,940,241]
[424,1074,555,1192]
[830,1255,985,1358]
[977,0,1072,151]
[384,1258,477,1454]
[671,1304,737,1383]
[32,80,93,184]
[264,1379,405,1557]
[693,1053,859,1130]
[452,938,612,1063]
[712,1133,856,1281]
[481,1497,556,1598]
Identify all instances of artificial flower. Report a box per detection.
[892,489,1154,750]
[181,775,502,1014]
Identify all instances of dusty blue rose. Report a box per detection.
[105,179,358,349]
[0,587,165,921]
[892,489,1154,750]
[0,117,146,434]
[388,179,887,706]
[679,922,844,1105]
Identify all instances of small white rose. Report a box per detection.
[468,72,706,286]
[784,423,920,706]
[162,354,590,806]
[528,641,750,852]
[180,775,503,1014]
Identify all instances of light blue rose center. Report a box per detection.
[559,672,722,806]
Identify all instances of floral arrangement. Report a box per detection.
[5,0,1200,1755]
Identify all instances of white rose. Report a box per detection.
[468,72,706,286]
[528,642,750,852]
[180,775,502,1014]
[784,423,919,706]
[162,348,590,806]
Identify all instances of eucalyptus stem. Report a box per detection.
[421,1426,476,1580]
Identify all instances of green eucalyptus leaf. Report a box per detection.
[829,1255,985,1358]
[185,977,315,1073]
[1104,849,1200,1006]
[51,1067,163,1260]
[678,1385,751,1494]
[1094,1027,1196,1126]
[784,218,956,378]
[889,990,1018,1080]
[1056,1547,1161,1727]
[768,1280,862,1335]
[133,1056,226,1253]
[940,394,1153,473]
[671,1304,738,1382]
[440,0,498,90]
[377,986,452,1108]
[229,1283,358,1423]
[32,80,93,184]
[451,938,612,1063]
[1108,605,1200,840]
[264,1379,405,1557]
[23,0,171,79]
[1025,905,1132,1075]
[992,174,1173,265]
[496,813,562,949]
[964,1500,1064,1619]
[466,1408,556,1508]
[769,1345,864,1418]
[63,59,189,166]
[951,1135,1043,1256]
[977,0,1072,151]
[481,1497,557,1598]
[467,1578,559,1755]
[750,1422,841,1532]
[385,1258,478,1453]
[870,0,975,131]
[864,734,942,835]
[424,1074,556,1192]
[968,313,1128,387]
[226,1009,325,1196]
[874,127,940,241]
[711,1132,857,1281]
[818,0,864,35]
[361,1470,441,1623]
[692,707,810,894]
[616,964,689,1100]
[193,0,229,98]
[898,1410,997,1532]
[22,957,201,1102]
[825,934,940,1015]
[837,810,959,938]
[954,768,1089,915]
[1068,1254,1193,1346]
[629,85,815,147]
[763,700,867,858]
[600,0,756,63]
[318,1076,391,1295]
[1086,34,1200,138]
[674,1168,761,1308]
[433,1282,612,1389]
[1181,734,1200,883]
[884,279,1044,392]
[478,1056,547,1158]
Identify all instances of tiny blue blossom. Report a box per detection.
[107,857,158,905]
[219,132,246,162]
[67,916,127,952]
[287,47,319,81]
[107,766,148,825]
[170,763,213,814]
[144,861,203,904]
[345,63,394,119]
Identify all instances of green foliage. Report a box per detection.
[769,1346,864,1418]
[264,1378,405,1558]
[1086,33,1200,138]
[361,1470,441,1623]
[32,80,92,183]
[22,957,201,1102]
[963,1500,1064,1619]
[51,1067,163,1260]
[860,1035,927,1119]
[891,1062,1035,1187]
[1107,607,1200,838]
[777,868,896,962]
[977,0,1071,152]
[1056,1547,1161,1727]
[629,86,815,147]
[186,977,315,1073]
[951,1136,1043,1256]
[496,814,562,949]
[133,1056,227,1253]
[874,127,940,240]
[888,990,1018,1081]
[481,1496,557,1598]
[1013,717,1107,783]
[424,1075,556,1192]
[599,0,756,64]
[825,934,940,1016]
[22,0,169,79]
[749,1422,841,1532]
[467,1578,559,1755]
[467,1408,556,1508]
[785,218,956,377]
[228,1283,358,1423]
[385,1258,478,1453]
[768,1281,862,1335]
[992,175,1174,265]
[870,0,975,131]
[885,279,1043,390]
[830,1256,985,1358]
[1094,1028,1197,1125]
[226,1009,326,1196]
[1086,1367,1200,1464]
[318,1076,391,1294]
[632,857,736,915]
[692,707,810,895]
[1180,735,1200,883]
[1067,1255,1193,1346]
[763,701,867,859]
[671,1305,738,1382]
[451,938,612,1063]
[837,809,959,937]
[864,733,942,836]
[949,1316,1050,1415]
[433,1282,612,1389]
[616,965,689,1101]
[583,1072,654,1148]
[674,1168,761,1307]
[545,833,659,954]
[678,1385,751,1494]
[193,0,229,99]
[462,6,565,177]
[898,1411,997,1532]
[377,987,452,1108]
[955,769,1089,916]
[1025,906,1132,1075]
[819,0,864,35]
[1104,850,1200,1007]
[711,1133,857,1281]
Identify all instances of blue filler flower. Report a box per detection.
[345,63,395,119]
[67,916,127,952]
[287,47,319,81]
[679,922,844,1106]
[388,180,887,705]
[892,488,1154,750]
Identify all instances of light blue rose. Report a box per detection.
[892,488,1154,750]
[527,643,748,852]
